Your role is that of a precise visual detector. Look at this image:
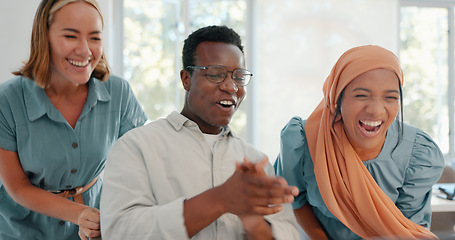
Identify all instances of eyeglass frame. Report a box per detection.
[186,65,253,87]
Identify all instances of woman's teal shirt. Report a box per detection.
[0,76,147,240]
[275,117,445,240]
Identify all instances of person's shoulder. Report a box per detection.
[389,121,439,150]
[0,76,30,99]
[106,74,127,83]
[280,116,307,142]
[402,122,445,166]
[400,122,436,146]
[280,116,306,132]
[413,125,442,152]
[118,116,170,142]
[0,76,25,90]
[289,116,306,125]
[99,74,132,90]
[94,75,136,102]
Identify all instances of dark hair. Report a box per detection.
[182,25,244,74]
[332,77,404,141]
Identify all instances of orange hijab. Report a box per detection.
[304,45,437,239]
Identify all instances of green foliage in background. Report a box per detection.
[400,7,448,145]
[124,0,249,137]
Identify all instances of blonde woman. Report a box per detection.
[0,1,146,239]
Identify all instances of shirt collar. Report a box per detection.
[84,77,111,110]
[22,77,47,121]
[167,111,236,138]
[24,77,111,122]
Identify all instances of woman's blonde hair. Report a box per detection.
[13,0,110,88]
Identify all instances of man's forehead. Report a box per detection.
[194,42,245,66]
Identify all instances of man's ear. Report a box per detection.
[180,69,191,91]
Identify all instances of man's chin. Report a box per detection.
[213,118,232,128]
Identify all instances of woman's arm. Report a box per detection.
[294,203,328,240]
[395,130,445,226]
[0,148,100,239]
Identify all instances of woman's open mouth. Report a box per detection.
[359,120,382,134]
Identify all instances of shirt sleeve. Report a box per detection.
[395,129,445,227]
[0,103,16,151]
[0,85,17,152]
[274,116,309,210]
[100,134,189,240]
[262,162,300,240]
[114,76,148,137]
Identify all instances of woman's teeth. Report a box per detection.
[360,120,381,132]
[360,120,381,127]
[68,59,90,67]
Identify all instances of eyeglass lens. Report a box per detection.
[206,66,251,86]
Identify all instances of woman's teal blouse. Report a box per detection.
[275,117,445,240]
[0,76,147,240]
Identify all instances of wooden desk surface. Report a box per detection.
[432,195,455,212]
[432,184,455,213]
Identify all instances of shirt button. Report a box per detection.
[71,169,77,173]
[72,142,78,148]
[66,185,72,189]
[59,221,65,225]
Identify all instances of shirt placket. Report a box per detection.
[65,125,81,190]
[212,137,230,240]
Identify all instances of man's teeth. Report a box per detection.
[360,120,381,127]
[68,59,90,67]
[219,100,234,106]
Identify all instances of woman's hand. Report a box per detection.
[77,207,101,240]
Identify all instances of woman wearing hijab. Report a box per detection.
[275,45,444,239]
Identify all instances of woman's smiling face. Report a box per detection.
[340,68,400,160]
[48,1,103,86]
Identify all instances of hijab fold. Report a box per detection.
[304,45,437,239]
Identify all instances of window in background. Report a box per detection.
[400,1,455,160]
[119,0,400,161]
[254,0,399,161]
[123,0,181,120]
[122,0,250,138]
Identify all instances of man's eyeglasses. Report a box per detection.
[186,65,253,87]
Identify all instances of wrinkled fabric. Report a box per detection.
[275,118,445,239]
[101,111,299,240]
[0,75,147,240]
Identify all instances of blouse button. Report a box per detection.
[72,142,78,148]
[59,221,65,225]
[71,169,77,173]
[66,185,72,189]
